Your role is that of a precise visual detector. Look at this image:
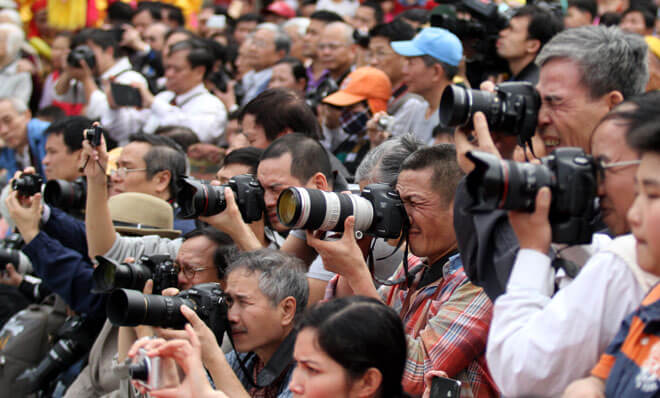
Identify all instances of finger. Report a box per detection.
[156,328,188,340]
[143,279,153,295]
[161,287,180,297]
[180,305,204,328]
[472,112,499,156]
[147,388,180,398]
[342,216,357,243]
[186,323,202,350]
[534,187,552,218]
[31,193,42,210]
[479,80,496,92]
[224,187,237,209]
[5,264,15,275]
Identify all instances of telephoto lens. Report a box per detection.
[439,82,540,144]
[277,183,406,239]
[44,177,87,212]
[93,255,155,293]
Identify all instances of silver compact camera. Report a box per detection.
[129,348,180,390]
[377,115,394,131]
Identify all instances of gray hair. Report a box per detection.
[355,134,425,187]
[226,249,309,318]
[536,25,648,99]
[283,17,310,37]
[0,23,24,63]
[256,22,291,54]
[0,96,27,113]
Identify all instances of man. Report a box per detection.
[54,29,148,145]
[233,14,260,45]
[389,27,462,144]
[487,93,659,397]
[496,5,563,84]
[317,21,356,86]
[122,22,169,90]
[564,0,597,28]
[215,147,263,184]
[307,145,496,397]
[0,97,49,180]
[42,116,92,181]
[240,23,290,106]
[282,17,309,62]
[619,6,656,36]
[352,1,383,31]
[454,25,649,300]
[110,39,227,143]
[302,10,344,94]
[131,3,162,37]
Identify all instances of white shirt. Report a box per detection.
[487,235,656,397]
[315,0,359,16]
[87,57,148,145]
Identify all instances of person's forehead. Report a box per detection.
[591,118,628,155]
[226,268,261,294]
[369,36,391,48]
[0,100,18,116]
[178,236,214,263]
[257,153,300,185]
[396,168,434,194]
[119,142,150,163]
[357,5,375,17]
[255,28,276,41]
[320,25,347,42]
[537,58,585,95]
[45,132,65,147]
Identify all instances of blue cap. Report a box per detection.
[391,27,463,67]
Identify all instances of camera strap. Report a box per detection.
[370,223,421,288]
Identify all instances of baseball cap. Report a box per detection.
[322,67,392,113]
[391,27,463,67]
[266,1,296,18]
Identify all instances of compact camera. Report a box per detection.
[84,125,104,147]
[129,348,181,391]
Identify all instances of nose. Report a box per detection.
[264,190,278,210]
[288,365,304,394]
[627,194,642,231]
[177,271,189,288]
[537,103,551,128]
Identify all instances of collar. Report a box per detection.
[172,83,207,106]
[417,250,460,290]
[391,83,408,99]
[511,61,539,82]
[101,57,133,80]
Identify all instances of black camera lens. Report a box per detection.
[129,358,149,382]
[93,256,154,293]
[0,248,21,270]
[12,174,43,197]
[44,177,86,212]
[439,85,500,129]
[107,288,192,328]
[176,177,227,219]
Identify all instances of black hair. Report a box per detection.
[421,55,458,80]
[135,2,163,21]
[297,296,406,398]
[236,13,261,24]
[44,116,93,152]
[309,10,344,23]
[71,28,94,49]
[622,6,656,29]
[567,0,597,20]
[164,27,196,42]
[36,105,66,122]
[240,88,321,142]
[599,12,622,26]
[359,1,384,25]
[512,5,564,49]
[204,37,227,65]
[183,227,237,279]
[369,19,416,42]
[162,4,185,27]
[223,147,263,174]
[169,39,215,77]
[275,56,307,84]
[398,144,464,206]
[87,28,119,58]
[260,133,333,187]
[397,9,430,25]
[107,1,135,24]
[154,125,200,153]
[128,132,186,200]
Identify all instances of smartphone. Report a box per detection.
[111,82,142,107]
[430,375,462,398]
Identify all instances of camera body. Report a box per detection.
[129,349,175,391]
[107,282,229,344]
[0,233,31,273]
[84,125,104,147]
[276,183,406,239]
[44,176,87,213]
[440,82,540,145]
[93,254,178,295]
[176,174,264,222]
[12,173,43,197]
[377,115,394,132]
[67,45,97,70]
[207,69,228,92]
[465,147,599,244]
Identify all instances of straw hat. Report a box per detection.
[108,192,182,239]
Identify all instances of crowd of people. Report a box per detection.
[0,0,659,396]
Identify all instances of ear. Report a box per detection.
[525,39,541,55]
[306,172,328,191]
[432,63,446,83]
[193,65,207,79]
[604,90,624,110]
[278,296,297,327]
[352,368,383,398]
[153,169,172,196]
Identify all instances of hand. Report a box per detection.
[80,124,109,184]
[135,279,156,339]
[366,111,391,148]
[562,376,605,398]
[422,370,450,398]
[454,111,500,174]
[508,187,552,253]
[199,188,245,235]
[0,264,24,287]
[6,191,42,243]
[187,143,225,164]
[211,80,237,110]
[133,81,154,108]
[66,59,94,82]
[120,24,147,52]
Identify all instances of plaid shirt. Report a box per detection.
[379,254,498,398]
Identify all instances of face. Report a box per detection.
[144,24,168,53]
[132,9,155,37]
[536,58,613,153]
[318,24,354,74]
[86,40,113,75]
[176,236,220,290]
[247,29,281,71]
[216,163,253,184]
[396,168,455,263]
[0,100,29,150]
[269,63,304,93]
[225,269,289,357]
[290,328,355,398]
[401,56,435,95]
[284,25,305,61]
[496,16,532,61]
[51,36,71,70]
[257,153,315,232]
[240,113,270,149]
[620,11,649,35]
[110,142,159,196]
[43,133,82,181]
[368,37,405,86]
[303,19,325,59]
[162,31,190,58]
[165,49,203,95]
[564,6,592,28]
[353,6,377,30]
[628,152,660,275]
[234,20,258,45]
[591,118,639,236]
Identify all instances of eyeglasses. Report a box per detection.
[110,167,148,178]
[596,157,641,183]
[176,263,209,279]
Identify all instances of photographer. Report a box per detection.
[486,93,660,397]
[454,25,649,300]
[308,145,496,397]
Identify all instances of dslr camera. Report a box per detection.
[92,254,178,295]
[176,174,264,221]
[44,176,87,213]
[66,45,96,70]
[0,233,31,274]
[12,173,43,197]
[440,82,540,146]
[107,282,228,343]
[276,183,407,239]
[465,147,599,244]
